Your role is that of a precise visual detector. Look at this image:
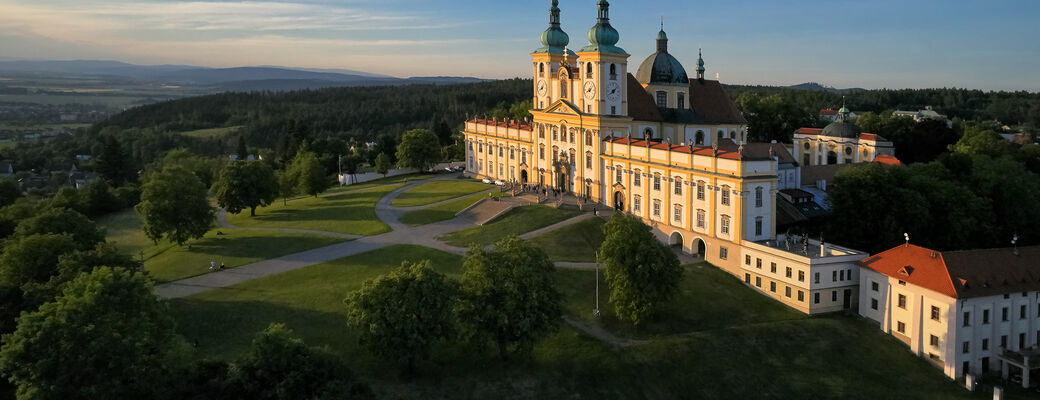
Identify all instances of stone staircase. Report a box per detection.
[455,197,524,226]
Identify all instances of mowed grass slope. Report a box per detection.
[98,210,346,282]
[227,184,403,236]
[438,205,581,247]
[527,217,606,262]
[169,244,983,399]
[390,180,491,207]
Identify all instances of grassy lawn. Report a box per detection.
[98,210,347,282]
[528,217,605,262]
[398,191,508,227]
[390,181,491,207]
[169,245,989,399]
[181,126,242,139]
[438,205,581,248]
[226,184,402,236]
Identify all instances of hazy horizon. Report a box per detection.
[1,0,1038,92]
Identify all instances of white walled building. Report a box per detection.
[859,243,1040,386]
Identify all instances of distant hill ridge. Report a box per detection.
[0,59,486,90]
[787,82,866,93]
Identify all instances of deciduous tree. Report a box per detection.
[13,208,105,250]
[287,150,328,197]
[136,166,214,246]
[457,236,561,359]
[374,152,392,178]
[346,260,456,373]
[213,160,278,217]
[598,213,683,326]
[395,128,440,172]
[0,267,188,400]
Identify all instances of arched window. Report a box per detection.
[695,131,704,145]
[569,130,575,143]
[586,62,593,78]
[644,127,653,138]
[729,131,736,140]
[538,125,545,138]
[585,131,592,145]
[539,63,544,74]
[560,78,568,98]
[552,127,558,141]
[609,64,617,80]
[717,131,724,143]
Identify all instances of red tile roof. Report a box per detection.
[873,154,901,165]
[859,244,1040,299]
[469,119,532,131]
[603,137,749,160]
[796,128,823,135]
[820,109,838,115]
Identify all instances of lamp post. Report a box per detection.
[593,251,601,317]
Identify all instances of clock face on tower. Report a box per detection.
[605,81,621,102]
[537,80,547,97]
[583,81,597,100]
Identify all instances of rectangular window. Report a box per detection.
[832,291,837,302]
[963,341,970,354]
[755,189,763,208]
[770,262,776,273]
[798,271,805,282]
[721,188,730,206]
[615,169,622,184]
[755,218,763,236]
[785,286,791,298]
[797,291,804,302]
[961,310,968,326]
[499,148,503,157]
[983,309,990,324]
[744,273,751,284]
[871,282,879,292]
[982,339,989,351]
[696,211,705,228]
[673,206,681,222]
[755,277,761,287]
[720,247,728,260]
[746,255,752,265]
[833,271,837,282]
[510,149,515,159]
[521,152,527,164]
[677,92,685,109]
[656,91,667,107]
[930,335,939,347]
[814,292,820,304]
[871,298,878,310]
[1002,307,1008,321]
[815,273,820,284]
[539,148,545,160]
[634,173,641,187]
[586,154,592,168]
[634,197,641,212]
[1021,305,1027,319]
[840,270,845,281]
[674,180,682,195]
[1020,333,1026,348]
[770,282,776,293]
[653,202,660,217]
[697,183,704,200]
[721,217,730,235]
[931,306,941,322]
[1001,335,1007,348]
[785,267,792,278]
[897,321,905,333]
[898,294,907,309]
[653,176,661,191]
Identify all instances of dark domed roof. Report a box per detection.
[822,120,862,138]
[636,51,689,85]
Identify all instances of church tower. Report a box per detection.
[576,0,629,116]
[531,0,575,110]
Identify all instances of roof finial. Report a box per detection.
[904,232,910,246]
[661,16,664,31]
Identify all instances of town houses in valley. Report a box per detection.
[462,0,1040,385]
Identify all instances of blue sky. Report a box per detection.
[1,0,1037,91]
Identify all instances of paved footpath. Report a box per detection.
[156,176,599,299]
